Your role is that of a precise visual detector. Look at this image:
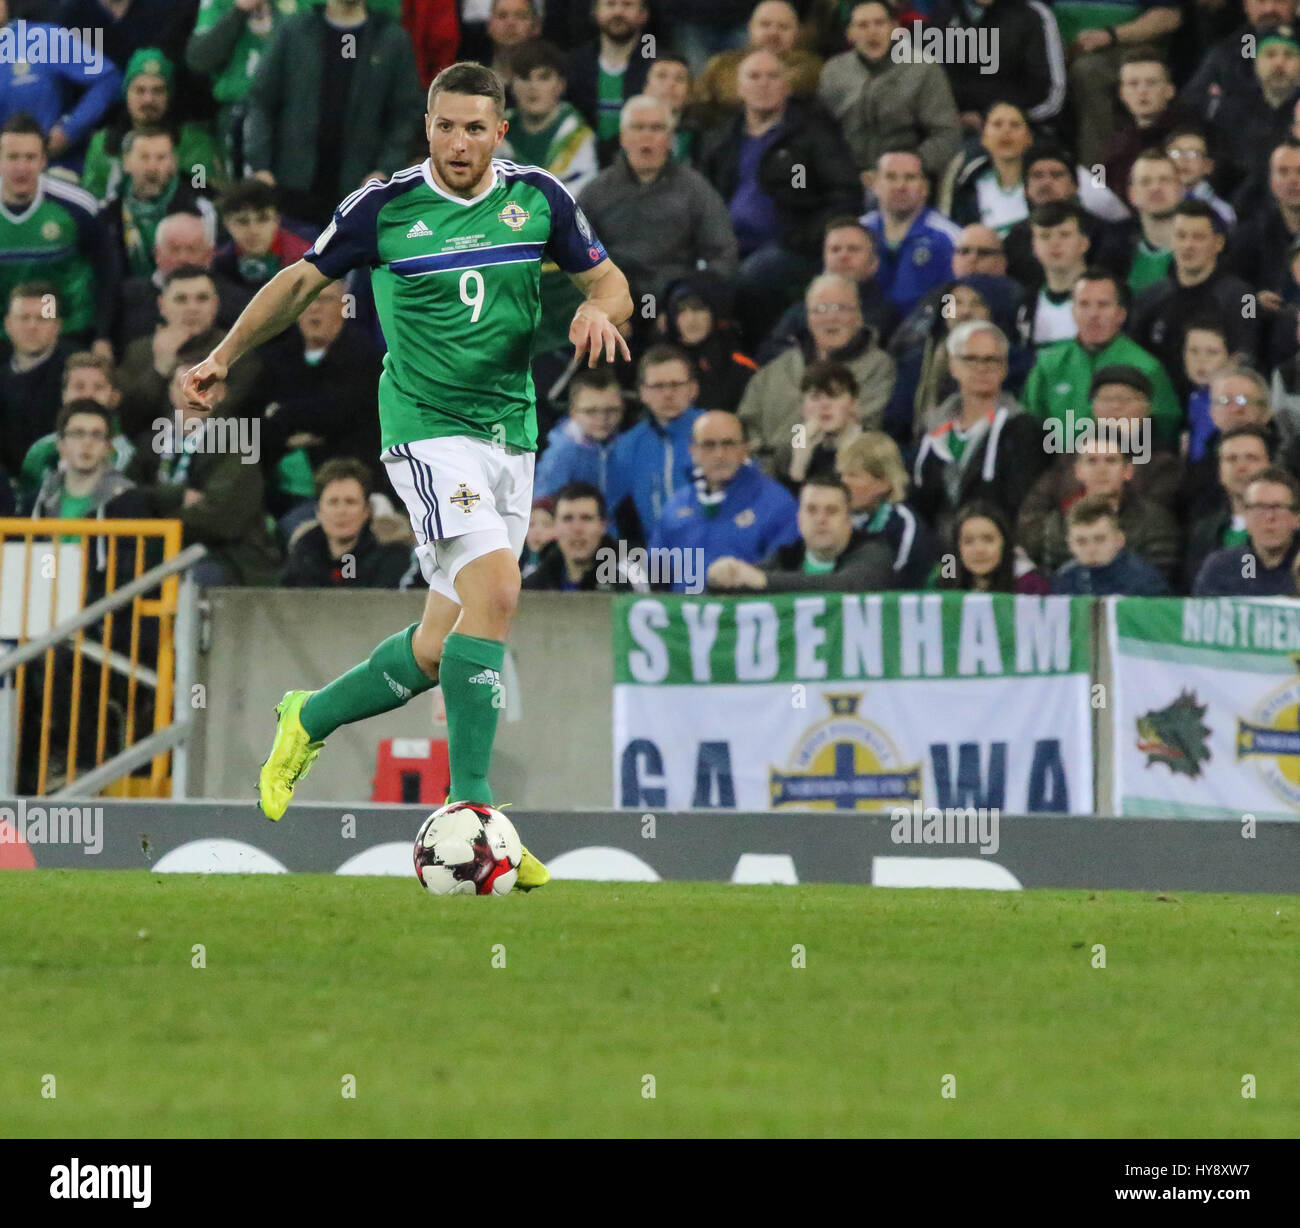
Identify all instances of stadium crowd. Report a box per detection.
[4,0,1300,605]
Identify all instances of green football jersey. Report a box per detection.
[305,157,610,453]
[0,176,102,338]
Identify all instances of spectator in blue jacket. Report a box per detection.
[860,150,959,315]
[1193,467,1300,596]
[1051,496,1170,596]
[651,410,799,590]
[606,343,704,543]
[0,2,122,166]
[534,367,625,501]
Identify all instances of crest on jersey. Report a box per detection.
[41,221,60,240]
[450,483,481,513]
[575,206,594,241]
[498,201,529,231]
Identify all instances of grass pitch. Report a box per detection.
[1,873,1296,1138]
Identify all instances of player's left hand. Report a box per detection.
[571,304,632,367]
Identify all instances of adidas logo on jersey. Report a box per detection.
[406,219,433,239]
[468,669,502,687]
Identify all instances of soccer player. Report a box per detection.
[182,63,633,888]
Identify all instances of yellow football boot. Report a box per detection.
[258,690,324,821]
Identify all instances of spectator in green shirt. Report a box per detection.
[29,402,135,533]
[186,0,302,174]
[81,47,225,205]
[1021,268,1181,448]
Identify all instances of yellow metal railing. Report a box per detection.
[0,518,183,796]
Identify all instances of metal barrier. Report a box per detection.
[0,519,204,797]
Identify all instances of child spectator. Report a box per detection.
[1051,495,1170,595]
[534,367,625,501]
[1165,126,1235,227]
[784,361,862,490]
[213,178,312,292]
[1182,321,1233,463]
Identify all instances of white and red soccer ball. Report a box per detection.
[413,802,522,895]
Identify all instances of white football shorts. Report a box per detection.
[383,435,534,603]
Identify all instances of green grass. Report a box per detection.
[1,873,1297,1138]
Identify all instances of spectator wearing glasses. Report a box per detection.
[759,217,901,362]
[1164,126,1236,227]
[606,345,704,543]
[912,320,1047,543]
[29,401,134,523]
[738,272,895,474]
[650,410,799,590]
[1184,364,1300,513]
[534,367,625,501]
[1193,467,1300,595]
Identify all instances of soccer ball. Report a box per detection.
[413,802,522,895]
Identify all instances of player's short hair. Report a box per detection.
[62,350,116,392]
[0,111,45,146]
[800,474,852,507]
[510,39,568,80]
[836,430,908,502]
[217,177,278,218]
[315,457,373,501]
[1219,424,1274,457]
[800,359,858,398]
[1067,494,1121,531]
[428,62,507,119]
[1246,466,1300,509]
[554,480,607,519]
[8,280,59,313]
[638,343,693,384]
[1029,200,1086,230]
[162,264,216,291]
[121,126,173,156]
[56,400,113,438]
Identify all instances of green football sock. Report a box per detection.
[300,623,436,741]
[439,632,506,804]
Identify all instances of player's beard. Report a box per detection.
[434,147,493,194]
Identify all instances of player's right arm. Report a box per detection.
[183,259,334,409]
